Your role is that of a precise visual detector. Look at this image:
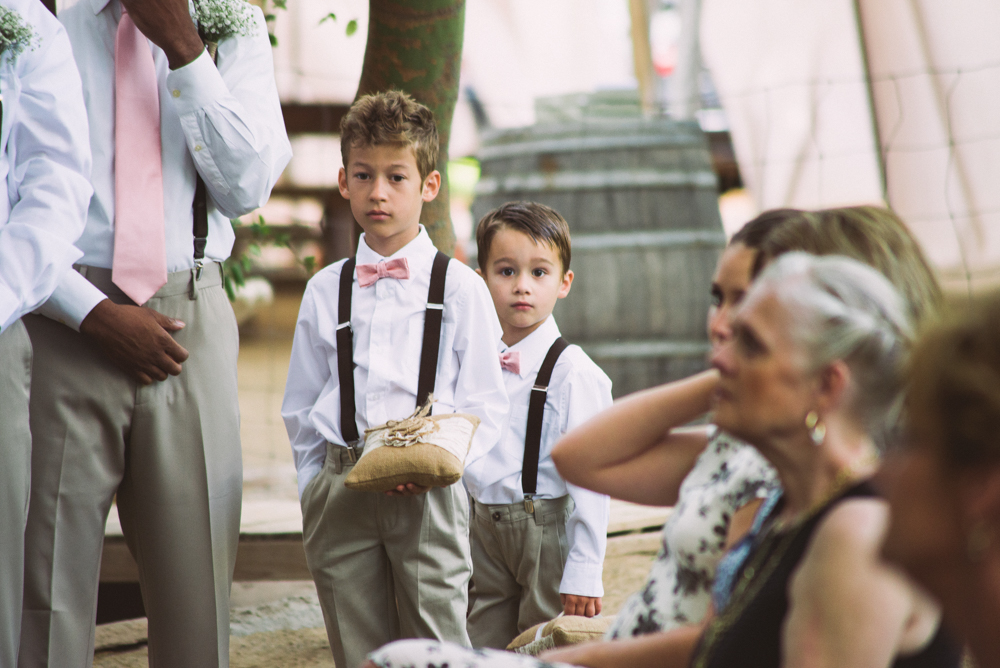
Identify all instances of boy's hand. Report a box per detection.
[384,482,432,497]
[561,594,602,617]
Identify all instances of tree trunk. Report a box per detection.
[355,0,465,255]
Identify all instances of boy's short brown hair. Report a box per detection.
[476,202,572,274]
[340,91,439,180]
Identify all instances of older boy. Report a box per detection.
[465,202,612,648]
[282,91,508,668]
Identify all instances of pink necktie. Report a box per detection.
[499,351,521,375]
[357,258,410,287]
[112,9,166,305]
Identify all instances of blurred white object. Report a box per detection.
[231,276,275,326]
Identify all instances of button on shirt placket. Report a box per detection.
[366,278,393,427]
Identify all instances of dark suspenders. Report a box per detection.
[336,251,450,459]
[192,43,217,265]
[521,337,569,514]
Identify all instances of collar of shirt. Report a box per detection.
[500,315,561,380]
[89,0,113,15]
[356,226,437,277]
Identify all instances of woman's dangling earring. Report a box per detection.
[805,411,826,447]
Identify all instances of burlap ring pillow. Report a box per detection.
[344,400,480,492]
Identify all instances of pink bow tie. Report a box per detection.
[499,350,521,375]
[357,258,410,287]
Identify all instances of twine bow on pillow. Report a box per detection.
[345,396,481,492]
[364,398,438,448]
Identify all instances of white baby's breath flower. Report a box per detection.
[193,0,256,44]
[0,7,37,62]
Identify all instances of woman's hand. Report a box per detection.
[551,370,720,506]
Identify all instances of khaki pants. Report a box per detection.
[301,443,473,668]
[20,265,242,668]
[467,496,573,649]
[0,320,31,667]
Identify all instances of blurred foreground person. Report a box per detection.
[882,293,1000,668]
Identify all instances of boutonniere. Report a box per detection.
[0,6,37,63]
[193,0,256,57]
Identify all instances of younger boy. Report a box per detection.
[282,91,509,668]
[465,202,613,648]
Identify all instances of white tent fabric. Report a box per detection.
[271,0,635,156]
[701,0,1000,293]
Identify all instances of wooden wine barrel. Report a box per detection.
[472,118,725,397]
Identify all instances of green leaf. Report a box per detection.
[268,32,278,47]
[303,256,317,273]
[224,275,237,301]
[346,19,358,36]
[320,12,337,24]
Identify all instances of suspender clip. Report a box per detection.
[531,384,548,393]
[523,495,535,515]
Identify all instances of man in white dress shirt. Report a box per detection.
[0,1,91,665]
[19,0,291,666]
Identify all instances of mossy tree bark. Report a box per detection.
[356,0,465,254]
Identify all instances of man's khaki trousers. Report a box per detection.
[19,265,242,668]
[301,444,474,668]
[0,320,32,667]
[467,496,572,648]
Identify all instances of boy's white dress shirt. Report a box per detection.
[283,227,510,499]
[40,0,291,328]
[465,315,613,598]
[0,0,91,332]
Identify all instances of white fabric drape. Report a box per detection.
[702,0,1000,293]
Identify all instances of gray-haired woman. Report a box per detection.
[688,253,956,668]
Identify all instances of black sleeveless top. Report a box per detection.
[690,480,960,668]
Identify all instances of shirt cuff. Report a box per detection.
[34,269,107,331]
[165,48,226,116]
[0,281,20,332]
[297,462,323,500]
[559,559,605,598]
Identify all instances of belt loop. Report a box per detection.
[333,450,344,475]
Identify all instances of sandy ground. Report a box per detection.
[92,531,662,667]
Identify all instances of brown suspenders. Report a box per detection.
[521,337,569,514]
[335,251,450,459]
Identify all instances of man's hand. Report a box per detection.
[120,0,204,70]
[80,299,189,385]
[384,482,432,497]
[562,593,602,617]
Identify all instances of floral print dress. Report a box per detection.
[367,429,778,668]
[605,428,778,638]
